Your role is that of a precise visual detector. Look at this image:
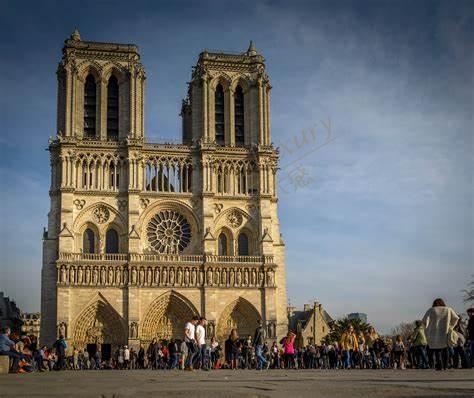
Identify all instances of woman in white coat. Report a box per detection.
[422,298,459,370]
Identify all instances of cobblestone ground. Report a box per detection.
[1,369,473,398]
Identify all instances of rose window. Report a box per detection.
[146,210,191,253]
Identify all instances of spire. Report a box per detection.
[71,29,81,41]
[246,40,257,56]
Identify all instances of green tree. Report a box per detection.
[323,317,371,345]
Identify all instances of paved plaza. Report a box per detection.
[1,369,473,397]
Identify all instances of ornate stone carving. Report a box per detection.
[214,203,223,214]
[227,210,243,228]
[57,322,67,338]
[118,200,127,211]
[129,322,139,339]
[73,199,86,210]
[139,198,150,209]
[57,264,276,289]
[92,205,110,224]
[146,210,191,254]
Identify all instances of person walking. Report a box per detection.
[184,316,199,370]
[168,339,179,369]
[253,319,268,370]
[195,317,208,370]
[411,320,429,368]
[53,334,67,370]
[422,298,459,370]
[340,325,358,369]
[124,345,130,369]
[280,331,297,369]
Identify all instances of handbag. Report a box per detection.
[447,327,458,348]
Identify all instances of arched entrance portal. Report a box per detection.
[217,297,261,343]
[72,295,127,359]
[141,291,198,344]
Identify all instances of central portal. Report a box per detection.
[140,291,198,344]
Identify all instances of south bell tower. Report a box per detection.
[41,32,287,349]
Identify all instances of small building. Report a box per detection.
[288,302,333,346]
[0,292,22,333]
[347,312,368,324]
[21,312,41,339]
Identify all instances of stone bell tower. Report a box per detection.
[56,29,145,141]
[180,41,288,339]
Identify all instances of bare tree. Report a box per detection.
[391,321,416,343]
[463,275,474,304]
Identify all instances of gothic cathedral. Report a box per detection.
[41,30,287,354]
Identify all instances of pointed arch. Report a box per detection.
[217,297,261,343]
[141,290,199,343]
[215,83,225,145]
[72,293,127,349]
[84,74,97,138]
[106,75,119,140]
[217,226,233,256]
[234,85,245,146]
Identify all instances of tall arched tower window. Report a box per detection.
[234,85,244,146]
[237,232,249,256]
[107,75,119,140]
[84,75,97,138]
[83,228,95,254]
[218,233,228,256]
[215,84,225,145]
[105,229,119,253]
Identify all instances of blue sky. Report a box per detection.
[0,0,472,333]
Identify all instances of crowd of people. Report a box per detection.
[1,298,473,373]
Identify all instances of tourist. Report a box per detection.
[281,331,297,369]
[270,341,280,369]
[242,335,253,369]
[184,315,199,370]
[0,327,23,373]
[365,326,379,368]
[422,298,459,370]
[225,328,240,370]
[168,339,179,369]
[53,334,67,370]
[467,308,474,368]
[209,337,220,369]
[410,320,429,369]
[253,319,268,370]
[117,345,124,369]
[195,317,208,370]
[47,349,57,371]
[392,335,406,369]
[147,338,159,369]
[340,325,358,369]
[452,321,468,369]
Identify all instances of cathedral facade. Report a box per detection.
[41,30,287,355]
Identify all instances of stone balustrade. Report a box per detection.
[59,252,274,265]
[56,263,276,289]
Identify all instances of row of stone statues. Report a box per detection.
[58,265,276,288]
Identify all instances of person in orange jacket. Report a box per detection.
[340,325,359,369]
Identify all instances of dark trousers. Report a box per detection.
[168,353,179,369]
[199,345,208,369]
[0,350,22,373]
[414,345,429,368]
[430,348,448,370]
[185,342,196,368]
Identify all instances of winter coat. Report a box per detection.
[422,306,459,349]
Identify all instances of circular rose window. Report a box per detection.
[146,210,191,253]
